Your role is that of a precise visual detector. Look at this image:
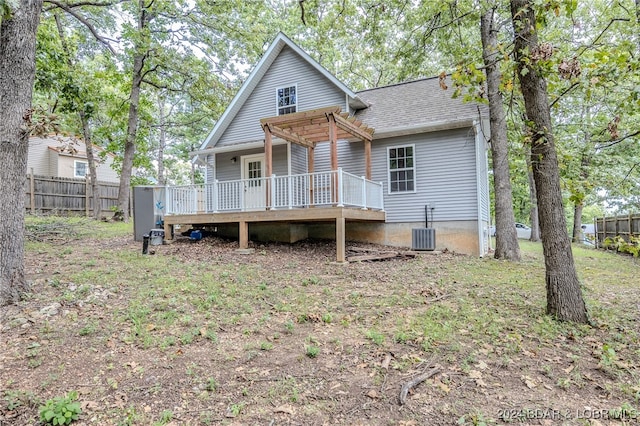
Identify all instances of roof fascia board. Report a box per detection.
[197,33,288,152]
[192,138,288,157]
[372,119,476,139]
[279,33,359,101]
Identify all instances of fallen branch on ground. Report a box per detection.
[398,366,441,405]
[347,246,417,262]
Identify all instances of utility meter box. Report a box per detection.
[149,229,165,246]
[133,186,166,242]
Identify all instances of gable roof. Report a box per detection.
[198,32,368,152]
[355,76,489,139]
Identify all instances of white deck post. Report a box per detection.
[193,186,198,214]
[337,168,344,207]
[361,176,367,210]
[213,180,219,213]
[271,174,276,209]
[287,174,293,209]
[165,187,170,215]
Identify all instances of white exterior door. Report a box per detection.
[242,154,266,210]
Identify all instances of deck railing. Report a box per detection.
[165,169,384,215]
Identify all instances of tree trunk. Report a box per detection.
[54,14,101,220]
[80,111,101,220]
[511,0,588,323]
[480,8,521,261]
[571,202,584,242]
[116,51,144,221]
[117,2,151,221]
[571,151,590,243]
[157,96,167,186]
[637,0,640,51]
[0,1,44,306]
[525,144,540,242]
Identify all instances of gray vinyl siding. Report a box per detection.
[313,128,478,222]
[290,144,307,174]
[206,154,215,184]
[312,140,367,177]
[217,46,347,147]
[214,145,289,182]
[270,145,289,176]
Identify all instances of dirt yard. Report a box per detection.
[2,222,640,425]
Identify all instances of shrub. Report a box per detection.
[604,236,640,257]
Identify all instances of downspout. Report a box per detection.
[474,120,485,257]
[484,132,492,252]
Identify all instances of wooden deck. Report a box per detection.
[163,207,386,262]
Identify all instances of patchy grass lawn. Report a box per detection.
[2,216,640,425]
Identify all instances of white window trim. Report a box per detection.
[275,83,298,115]
[386,144,417,195]
[74,160,88,178]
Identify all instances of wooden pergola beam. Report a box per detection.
[266,124,315,149]
[331,113,373,142]
[260,105,374,188]
[299,129,352,143]
[259,106,341,127]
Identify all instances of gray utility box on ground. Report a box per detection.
[133,186,166,242]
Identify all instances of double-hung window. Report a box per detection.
[74,160,88,178]
[276,85,297,115]
[388,145,415,193]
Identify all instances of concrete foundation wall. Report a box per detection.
[201,221,480,256]
[307,221,480,256]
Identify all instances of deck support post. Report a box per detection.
[307,145,315,206]
[239,221,249,249]
[329,114,339,205]
[264,127,273,210]
[336,216,346,263]
[164,223,173,242]
[364,139,371,180]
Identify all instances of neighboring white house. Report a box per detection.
[28,135,120,183]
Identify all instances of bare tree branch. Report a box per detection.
[140,63,160,81]
[44,0,116,54]
[51,0,128,7]
[141,78,184,92]
[576,18,630,58]
[596,130,640,149]
[299,0,306,25]
[549,81,579,109]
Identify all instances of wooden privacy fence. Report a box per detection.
[594,213,640,246]
[24,174,123,217]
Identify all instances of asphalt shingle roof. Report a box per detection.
[355,76,488,133]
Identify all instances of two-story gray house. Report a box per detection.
[162,32,491,260]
